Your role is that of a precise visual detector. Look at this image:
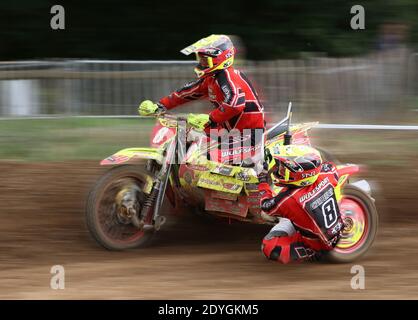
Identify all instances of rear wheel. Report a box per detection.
[86,164,155,250]
[326,184,378,263]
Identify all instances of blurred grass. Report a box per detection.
[0,118,418,164]
[0,118,155,161]
[311,129,418,168]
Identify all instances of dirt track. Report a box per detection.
[1,160,418,299]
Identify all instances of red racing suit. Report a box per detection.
[159,67,264,132]
[259,163,344,264]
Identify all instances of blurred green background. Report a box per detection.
[1,0,417,60]
[0,0,417,164]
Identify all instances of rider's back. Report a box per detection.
[260,162,343,249]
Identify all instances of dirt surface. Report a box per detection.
[0,158,418,300]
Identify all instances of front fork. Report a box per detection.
[137,122,183,231]
[140,164,171,231]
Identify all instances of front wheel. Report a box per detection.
[326,184,378,263]
[86,164,155,250]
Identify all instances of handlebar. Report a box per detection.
[145,112,206,130]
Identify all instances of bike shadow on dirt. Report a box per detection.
[149,207,273,249]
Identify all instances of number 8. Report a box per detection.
[321,198,337,228]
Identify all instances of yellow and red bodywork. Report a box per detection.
[101,147,164,166]
[334,164,360,202]
[99,118,358,221]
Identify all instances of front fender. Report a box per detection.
[335,164,360,201]
[100,147,163,166]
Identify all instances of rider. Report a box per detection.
[138,34,265,164]
[258,145,344,264]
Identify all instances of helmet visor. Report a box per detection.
[196,53,213,68]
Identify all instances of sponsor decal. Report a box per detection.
[329,221,343,236]
[302,171,316,179]
[186,164,208,171]
[223,61,232,68]
[261,198,276,212]
[199,178,221,187]
[310,188,334,210]
[221,145,260,157]
[221,84,231,102]
[183,80,198,90]
[204,48,221,56]
[299,177,330,203]
[213,165,234,176]
[304,187,341,240]
[106,154,130,163]
[236,171,251,181]
[223,182,241,191]
[322,163,333,172]
[295,247,311,259]
[338,175,347,184]
[198,172,243,194]
[245,183,259,191]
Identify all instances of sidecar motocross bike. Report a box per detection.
[86,103,378,263]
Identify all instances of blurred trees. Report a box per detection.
[0,0,417,60]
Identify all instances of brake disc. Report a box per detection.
[114,184,141,225]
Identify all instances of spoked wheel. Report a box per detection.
[326,184,378,263]
[86,165,155,250]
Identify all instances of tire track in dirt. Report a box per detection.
[0,161,417,299]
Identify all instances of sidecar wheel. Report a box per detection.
[326,185,378,263]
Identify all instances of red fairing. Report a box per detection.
[258,162,342,252]
[159,67,264,132]
[337,164,360,177]
[150,122,177,148]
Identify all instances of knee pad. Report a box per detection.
[262,235,292,264]
[262,233,316,264]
